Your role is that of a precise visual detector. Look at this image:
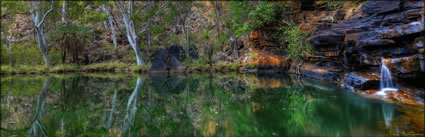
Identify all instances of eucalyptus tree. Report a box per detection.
[1,1,28,66]
[28,0,55,67]
[102,4,118,54]
[115,0,145,66]
[175,1,193,63]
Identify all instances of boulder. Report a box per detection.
[341,72,380,90]
[168,45,182,60]
[361,1,400,16]
[289,62,341,82]
[150,48,184,71]
[167,55,184,70]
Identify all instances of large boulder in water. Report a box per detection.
[150,47,185,71]
[341,72,380,90]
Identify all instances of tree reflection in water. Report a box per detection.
[121,77,143,137]
[0,74,423,136]
[27,77,51,137]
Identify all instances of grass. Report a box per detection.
[0,61,133,75]
[188,61,210,70]
[1,61,247,75]
[81,61,130,72]
[49,64,80,73]
[132,62,152,72]
[213,62,243,71]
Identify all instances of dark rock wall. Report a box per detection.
[222,1,424,90]
[308,1,424,78]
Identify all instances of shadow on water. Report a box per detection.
[0,73,423,136]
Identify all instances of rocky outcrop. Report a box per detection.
[341,72,380,90]
[307,1,424,80]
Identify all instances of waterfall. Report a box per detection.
[376,59,398,95]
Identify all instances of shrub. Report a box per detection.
[281,21,313,60]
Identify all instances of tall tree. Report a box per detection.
[1,1,28,66]
[115,0,145,66]
[102,4,118,55]
[175,1,193,63]
[28,0,55,67]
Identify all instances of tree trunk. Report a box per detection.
[133,42,145,66]
[6,36,13,67]
[116,1,145,66]
[145,28,151,64]
[103,5,118,55]
[61,0,66,24]
[29,0,54,67]
[35,27,52,67]
[215,0,221,41]
[185,20,190,64]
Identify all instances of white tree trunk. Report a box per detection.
[35,27,52,66]
[6,33,13,66]
[103,5,118,52]
[116,1,145,66]
[29,0,54,67]
[61,0,66,24]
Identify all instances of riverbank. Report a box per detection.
[0,62,250,75]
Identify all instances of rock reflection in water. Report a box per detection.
[0,74,423,137]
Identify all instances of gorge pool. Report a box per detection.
[1,73,424,136]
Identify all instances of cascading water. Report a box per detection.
[376,59,398,95]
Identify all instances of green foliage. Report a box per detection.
[51,24,93,42]
[323,0,344,11]
[1,42,60,66]
[281,21,312,60]
[83,10,108,23]
[230,2,279,37]
[230,1,252,37]
[248,2,278,30]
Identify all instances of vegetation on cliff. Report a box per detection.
[1,1,318,74]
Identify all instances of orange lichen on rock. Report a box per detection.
[249,48,288,68]
[250,31,260,39]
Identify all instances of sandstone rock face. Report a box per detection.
[360,1,400,16]
[289,61,341,81]
[307,1,424,79]
[383,55,421,74]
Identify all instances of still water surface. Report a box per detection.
[1,73,424,136]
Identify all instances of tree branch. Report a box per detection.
[37,0,54,27]
[28,1,36,21]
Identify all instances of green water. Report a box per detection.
[1,73,423,137]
